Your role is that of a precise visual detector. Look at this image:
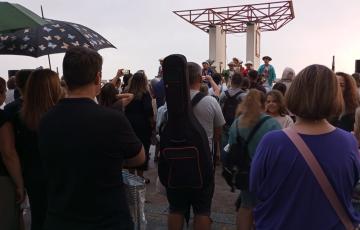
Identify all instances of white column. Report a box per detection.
[209,25,226,72]
[246,23,261,69]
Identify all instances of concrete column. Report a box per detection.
[246,23,261,69]
[209,25,226,72]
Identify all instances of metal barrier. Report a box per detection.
[122,170,147,230]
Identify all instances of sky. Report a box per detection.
[1,0,360,80]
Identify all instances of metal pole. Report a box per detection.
[41,5,52,70]
[332,55,335,72]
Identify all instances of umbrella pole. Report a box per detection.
[47,55,52,70]
[41,5,52,70]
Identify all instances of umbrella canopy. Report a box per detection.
[0,19,115,57]
[0,2,47,33]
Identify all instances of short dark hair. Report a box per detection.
[286,64,342,120]
[0,77,6,94]
[241,77,250,90]
[231,73,243,87]
[7,76,16,90]
[63,47,103,90]
[272,82,287,96]
[212,73,222,85]
[15,69,32,95]
[188,62,201,85]
[248,70,258,80]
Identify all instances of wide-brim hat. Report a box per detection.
[245,61,253,66]
[232,57,243,64]
[262,56,272,61]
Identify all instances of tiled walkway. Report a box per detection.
[143,147,238,229]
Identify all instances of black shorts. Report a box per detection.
[166,182,215,216]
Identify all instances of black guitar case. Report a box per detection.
[158,54,214,189]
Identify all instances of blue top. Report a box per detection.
[228,114,281,158]
[153,78,165,108]
[258,64,276,86]
[250,128,360,229]
[202,68,214,76]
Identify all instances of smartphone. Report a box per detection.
[123,69,130,75]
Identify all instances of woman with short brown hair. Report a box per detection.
[251,65,360,229]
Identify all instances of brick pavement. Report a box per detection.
[142,147,238,229]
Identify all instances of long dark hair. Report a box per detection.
[127,71,148,99]
[336,72,360,114]
[99,83,118,107]
[21,69,63,130]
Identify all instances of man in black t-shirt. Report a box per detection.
[38,47,145,230]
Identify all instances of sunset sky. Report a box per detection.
[1,0,359,79]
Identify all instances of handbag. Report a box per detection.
[283,127,358,230]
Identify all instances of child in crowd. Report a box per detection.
[265,90,293,128]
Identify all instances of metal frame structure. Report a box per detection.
[173,1,295,34]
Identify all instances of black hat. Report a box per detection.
[262,56,272,61]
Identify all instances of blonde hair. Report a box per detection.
[354,107,360,145]
[237,89,266,128]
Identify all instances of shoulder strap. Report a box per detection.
[224,90,230,98]
[233,90,243,98]
[283,127,355,230]
[191,92,206,107]
[246,116,271,144]
[225,90,242,99]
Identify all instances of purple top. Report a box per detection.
[250,128,360,229]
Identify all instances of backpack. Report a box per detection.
[158,54,214,189]
[222,116,271,191]
[158,93,206,135]
[222,90,243,126]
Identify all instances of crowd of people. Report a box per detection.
[1,47,360,230]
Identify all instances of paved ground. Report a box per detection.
[22,146,238,230]
[142,146,238,229]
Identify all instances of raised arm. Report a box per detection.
[205,75,220,97]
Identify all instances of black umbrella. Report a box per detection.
[0,19,115,57]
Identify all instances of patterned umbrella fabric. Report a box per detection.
[0,19,115,57]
